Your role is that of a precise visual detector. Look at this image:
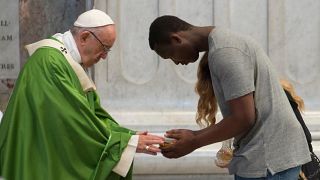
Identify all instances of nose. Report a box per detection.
[171,59,180,65]
[169,58,178,65]
[100,53,108,60]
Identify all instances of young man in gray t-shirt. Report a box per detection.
[148,15,310,179]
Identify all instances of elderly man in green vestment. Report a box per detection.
[0,9,164,180]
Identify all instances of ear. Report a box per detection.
[79,31,90,44]
[170,33,182,45]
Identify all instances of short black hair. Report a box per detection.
[148,15,193,50]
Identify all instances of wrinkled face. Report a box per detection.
[80,25,116,68]
[153,35,199,65]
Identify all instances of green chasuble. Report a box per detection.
[0,40,135,180]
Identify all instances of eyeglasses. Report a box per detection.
[86,30,111,54]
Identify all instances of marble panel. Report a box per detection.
[268,0,286,73]
[94,0,320,177]
[118,0,159,85]
[94,0,320,113]
[19,0,86,65]
[229,0,268,51]
[268,0,320,111]
[172,0,214,84]
[214,0,268,50]
[213,0,231,28]
[0,0,85,111]
[283,0,320,85]
[95,0,202,112]
[0,0,20,79]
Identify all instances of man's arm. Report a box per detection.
[195,48,256,147]
[163,48,256,158]
[195,92,255,147]
[162,92,255,158]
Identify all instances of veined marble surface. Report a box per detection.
[94,0,320,120]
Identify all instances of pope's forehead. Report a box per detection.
[100,25,116,36]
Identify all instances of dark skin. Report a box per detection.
[161,93,256,158]
[153,26,256,159]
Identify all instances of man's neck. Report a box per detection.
[190,26,215,52]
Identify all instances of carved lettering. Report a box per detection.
[0,20,10,26]
[0,1,20,79]
[0,64,15,70]
[1,35,13,41]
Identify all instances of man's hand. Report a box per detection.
[161,129,198,159]
[136,134,164,155]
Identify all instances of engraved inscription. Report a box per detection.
[0,20,10,26]
[1,35,13,41]
[0,0,20,79]
[0,64,15,71]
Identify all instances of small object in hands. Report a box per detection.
[160,137,176,149]
[145,145,150,151]
[215,139,233,168]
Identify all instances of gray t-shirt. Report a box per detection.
[208,28,310,178]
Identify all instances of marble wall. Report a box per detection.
[92,2,320,177]
[1,0,318,117]
[19,0,86,65]
[95,0,214,115]
[93,0,320,125]
[0,0,87,111]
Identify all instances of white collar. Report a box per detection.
[53,30,82,64]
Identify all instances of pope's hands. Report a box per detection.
[136,132,164,155]
[161,129,198,159]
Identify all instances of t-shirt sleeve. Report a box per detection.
[211,48,255,101]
